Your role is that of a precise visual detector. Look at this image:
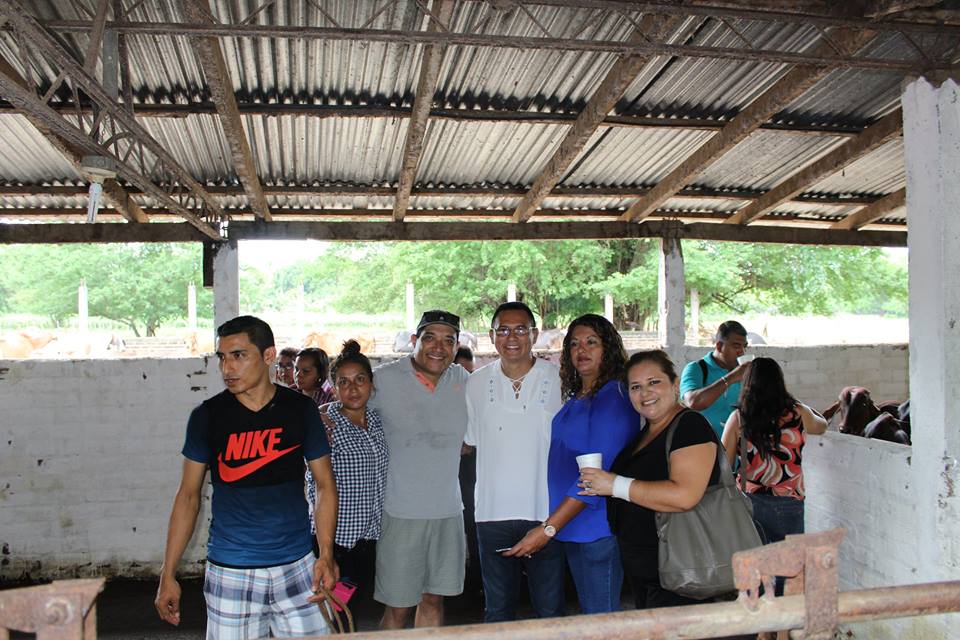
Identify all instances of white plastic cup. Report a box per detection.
[737,354,754,365]
[576,452,602,470]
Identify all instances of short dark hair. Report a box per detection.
[455,346,474,363]
[217,315,275,354]
[329,340,374,383]
[624,350,679,384]
[297,347,330,381]
[491,302,536,327]
[715,320,748,343]
[279,346,299,359]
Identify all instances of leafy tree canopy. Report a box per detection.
[0,240,907,334]
[0,243,209,336]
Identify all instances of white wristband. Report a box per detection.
[612,475,633,502]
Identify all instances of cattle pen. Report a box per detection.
[2,1,960,638]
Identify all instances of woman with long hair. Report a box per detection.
[311,340,388,604]
[507,314,641,614]
[579,350,721,609]
[295,347,335,407]
[720,357,827,545]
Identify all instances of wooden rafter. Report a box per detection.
[0,183,887,206]
[181,1,271,222]
[619,27,877,223]
[512,13,684,223]
[0,55,148,223]
[0,101,871,137]
[831,187,906,230]
[393,0,455,222]
[725,108,903,225]
[0,220,907,247]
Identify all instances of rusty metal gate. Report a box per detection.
[2,529,959,639]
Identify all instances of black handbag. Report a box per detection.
[655,410,763,600]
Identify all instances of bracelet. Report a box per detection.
[720,376,729,390]
[612,475,633,502]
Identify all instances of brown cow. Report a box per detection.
[822,386,910,445]
[303,331,375,356]
[0,330,56,358]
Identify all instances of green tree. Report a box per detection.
[0,243,209,335]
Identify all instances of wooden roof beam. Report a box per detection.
[0,183,889,206]
[831,187,906,229]
[619,27,877,223]
[725,108,903,225]
[0,55,148,223]
[511,13,685,223]
[182,1,271,222]
[0,220,907,247]
[393,0,455,222]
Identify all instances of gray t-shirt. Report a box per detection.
[369,357,469,519]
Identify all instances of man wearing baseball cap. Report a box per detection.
[369,310,470,629]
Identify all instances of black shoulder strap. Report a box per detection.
[698,358,708,386]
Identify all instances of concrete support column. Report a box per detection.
[657,236,685,351]
[78,280,88,334]
[187,282,197,330]
[902,77,960,589]
[604,294,614,323]
[405,282,415,330]
[689,288,700,339]
[507,283,517,302]
[212,240,239,332]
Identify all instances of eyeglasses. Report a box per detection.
[493,326,534,338]
[275,363,294,370]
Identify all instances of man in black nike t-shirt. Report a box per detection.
[156,316,339,638]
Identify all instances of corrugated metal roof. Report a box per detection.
[1,0,948,238]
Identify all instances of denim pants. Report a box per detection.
[563,535,623,614]
[748,493,804,544]
[476,520,566,622]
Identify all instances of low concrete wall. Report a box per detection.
[675,343,909,414]
[0,344,910,583]
[806,433,958,638]
[0,358,215,579]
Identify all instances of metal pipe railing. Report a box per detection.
[333,581,960,640]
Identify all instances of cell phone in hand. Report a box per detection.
[494,547,513,553]
[331,580,357,611]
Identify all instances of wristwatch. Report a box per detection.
[542,522,557,538]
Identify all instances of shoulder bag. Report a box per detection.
[656,410,763,600]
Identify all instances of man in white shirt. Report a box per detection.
[465,302,565,622]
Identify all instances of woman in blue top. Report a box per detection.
[507,314,642,613]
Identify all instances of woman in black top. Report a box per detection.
[579,350,719,609]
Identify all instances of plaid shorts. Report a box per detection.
[203,552,330,639]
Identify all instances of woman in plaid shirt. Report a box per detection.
[313,340,388,604]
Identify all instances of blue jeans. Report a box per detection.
[748,493,804,544]
[563,535,623,614]
[476,520,566,622]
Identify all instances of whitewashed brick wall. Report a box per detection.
[0,344,910,580]
[675,344,910,415]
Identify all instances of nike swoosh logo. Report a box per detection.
[217,444,301,482]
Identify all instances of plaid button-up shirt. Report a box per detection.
[307,402,388,549]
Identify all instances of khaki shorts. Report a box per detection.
[374,513,466,607]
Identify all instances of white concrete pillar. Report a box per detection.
[657,237,685,351]
[296,283,305,338]
[689,288,700,340]
[213,240,240,333]
[604,294,614,323]
[187,282,197,330]
[902,76,960,591]
[507,283,517,302]
[77,280,88,334]
[405,282,415,330]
